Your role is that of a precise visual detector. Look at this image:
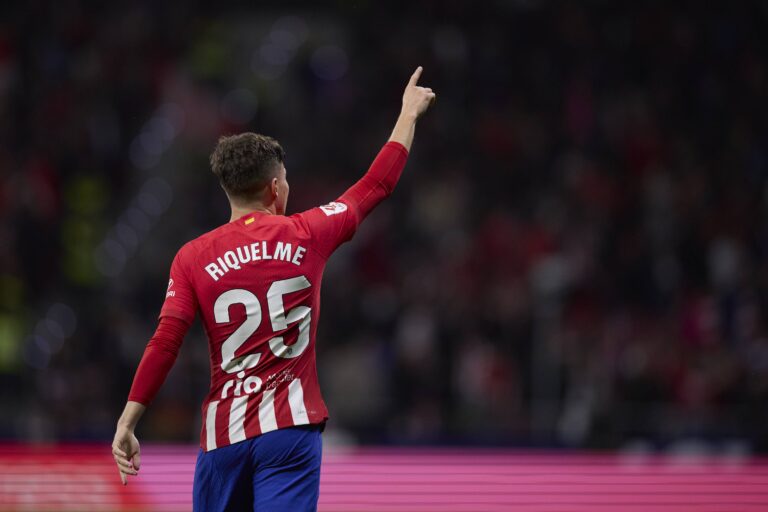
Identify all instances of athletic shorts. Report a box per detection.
[193,423,323,512]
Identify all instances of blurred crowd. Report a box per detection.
[1,1,767,452]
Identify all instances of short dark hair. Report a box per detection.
[210,133,285,199]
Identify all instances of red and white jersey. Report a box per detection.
[156,142,409,451]
[162,205,356,451]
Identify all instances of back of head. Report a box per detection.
[210,133,285,202]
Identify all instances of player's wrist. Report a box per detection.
[398,110,419,123]
[116,401,146,432]
[116,421,136,432]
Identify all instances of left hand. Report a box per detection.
[112,426,141,485]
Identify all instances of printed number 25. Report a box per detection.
[213,276,311,374]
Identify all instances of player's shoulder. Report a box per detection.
[174,222,232,259]
[290,200,351,224]
[174,210,329,260]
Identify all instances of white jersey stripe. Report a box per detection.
[259,388,278,434]
[205,400,219,451]
[288,378,309,425]
[228,395,248,444]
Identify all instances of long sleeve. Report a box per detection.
[338,141,409,221]
[127,315,191,405]
[294,141,409,258]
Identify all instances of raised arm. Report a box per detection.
[337,67,435,218]
[298,67,436,258]
[388,66,436,151]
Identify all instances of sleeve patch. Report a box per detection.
[166,278,176,297]
[319,201,348,216]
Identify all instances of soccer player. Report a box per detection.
[112,66,435,511]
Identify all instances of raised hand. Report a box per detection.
[401,66,436,120]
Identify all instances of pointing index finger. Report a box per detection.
[409,66,423,86]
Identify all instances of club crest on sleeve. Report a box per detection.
[166,278,175,297]
[319,202,347,216]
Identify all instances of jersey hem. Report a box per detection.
[200,420,328,452]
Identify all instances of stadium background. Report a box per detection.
[1,1,768,510]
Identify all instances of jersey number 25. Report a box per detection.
[213,276,312,374]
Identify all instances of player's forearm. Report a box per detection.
[125,316,189,406]
[117,401,146,431]
[388,112,418,152]
[339,141,408,221]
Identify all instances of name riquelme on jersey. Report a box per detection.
[204,240,307,281]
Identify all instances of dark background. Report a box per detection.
[2,1,767,453]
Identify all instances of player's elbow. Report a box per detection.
[379,179,396,198]
[145,340,180,359]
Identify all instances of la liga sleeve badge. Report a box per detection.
[319,202,348,216]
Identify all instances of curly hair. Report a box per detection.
[209,133,285,200]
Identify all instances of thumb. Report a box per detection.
[132,451,141,470]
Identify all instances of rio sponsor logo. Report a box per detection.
[221,370,262,400]
[220,369,296,399]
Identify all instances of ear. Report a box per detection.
[270,177,279,201]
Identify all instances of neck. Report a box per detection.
[229,202,276,222]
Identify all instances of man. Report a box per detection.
[112,66,435,511]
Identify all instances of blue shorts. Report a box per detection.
[193,424,323,512]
